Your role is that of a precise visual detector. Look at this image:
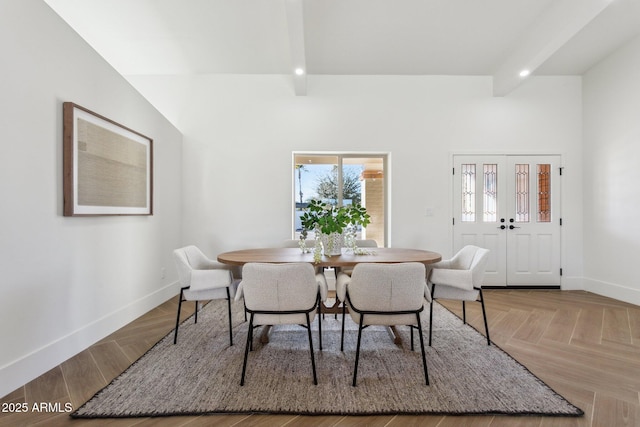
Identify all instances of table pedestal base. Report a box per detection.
[259,325,272,344]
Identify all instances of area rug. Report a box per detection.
[72,299,583,418]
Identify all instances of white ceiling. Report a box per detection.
[45,0,640,95]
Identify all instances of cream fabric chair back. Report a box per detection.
[240,263,320,325]
[448,245,490,288]
[347,262,427,326]
[173,246,233,292]
[354,239,378,248]
[182,245,210,268]
[173,246,196,288]
[281,239,315,248]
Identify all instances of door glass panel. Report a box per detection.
[515,164,529,222]
[483,164,497,222]
[537,164,551,222]
[461,164,476,222]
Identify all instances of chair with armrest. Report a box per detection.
[338,239,378,272]
[336,262,430,386]
[427,245,491,345]
[235,262,328,385]
[282,239,323,273]
[334,239,379,318]
[173,245,238,346]
[282,239,315,248]
[353,239,378,248]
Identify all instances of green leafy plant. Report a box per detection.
[300,200,370,236]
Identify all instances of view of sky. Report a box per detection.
[294,164,363,205]
[294,164,329,203]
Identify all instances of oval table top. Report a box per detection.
[217,247,441,267]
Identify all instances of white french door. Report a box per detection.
[453,155,561,287]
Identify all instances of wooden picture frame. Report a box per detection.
[63,102,153,216]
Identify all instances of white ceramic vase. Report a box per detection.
[320,232,343,256]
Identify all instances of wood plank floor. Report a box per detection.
[2,290,639,426]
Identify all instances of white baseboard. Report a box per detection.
[583,277,640,306]
[560,276,584,291]
[0,282,178,399]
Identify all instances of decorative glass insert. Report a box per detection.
[483,164,498,222]
[461,164,476,222]
[515,164,530,222]
[537,164,551,222]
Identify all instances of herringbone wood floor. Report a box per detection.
[1,290,639,426]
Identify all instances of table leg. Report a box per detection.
[388,326,403,345]
[260,325,272,343]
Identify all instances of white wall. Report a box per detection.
[0,0,603,398]
[128,73,584,288]
[0,0,183,397]
[583,34,640,305]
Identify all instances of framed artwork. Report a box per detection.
[63,102,153,216]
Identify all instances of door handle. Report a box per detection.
[509,225,520,230]
[498,225,506,230]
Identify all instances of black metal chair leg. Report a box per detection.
[173,289,185,344]
[429,284,436,346]
[240,313,254,386]
[416,313,429,385]
[194,301,199,324]
[226,287,233,346]
[340,301,346,351]
[352,314,365,387]
[478,288,491,345]
[317,296,323,351]
[462,300,466,324]
[410,325,415,351]
[306,312,318,385]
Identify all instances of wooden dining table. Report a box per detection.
[217,247,442,267]
[218,247,441,345]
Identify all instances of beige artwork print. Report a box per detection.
[77,118,147,208]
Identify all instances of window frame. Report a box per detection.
[292,151,389,246]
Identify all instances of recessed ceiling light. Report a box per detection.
[294,68,305,76]
[519,69,531,77]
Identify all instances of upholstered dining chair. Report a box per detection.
[173,246,238,346]
[338,239,378,272]
[282,239,315,248]
[353,239,378,248]
[427,245,491,345]
[235,262,328,386]
[336,262,430,386]
[333,239,379,318]
[282,239,323,271]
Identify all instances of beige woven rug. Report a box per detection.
[72,299,583,418]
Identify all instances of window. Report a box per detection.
[537,164,551,222]
[461,164,476,222]
[483,164,498,222]
[515,164,530,223]
[461,163,499,223]
[293,153,387,246]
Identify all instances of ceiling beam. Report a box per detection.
[285,0,307,96]
[492,0,613,97]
